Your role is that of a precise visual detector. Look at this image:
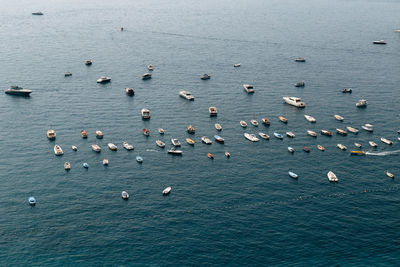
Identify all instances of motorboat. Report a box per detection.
[356,99,367,107]
[304,115,316,123]
[225,152,230,158]
[295,57,306,62]
[261,118,270,125]
[362,125,373,132]
[320,130,332,136]
[244,133,260,142]
[103,159,109,165]
[215,123,222,131]
[141,108,150,119]
[240,121,247,128]
[373,40,386,45]
[143,128,150,136]
[179,90,195,100]
[201,136,212,144]
[171,138,181,147]
[273,132,283,140]
[185,138,195,145]
[288,171,298,179]
[354,143,362,148]
[83,163,89,169]
[121,191,129,199]
[346,126,359,134]
[381,137,393,145]
[214,135,225,143]
[32,12,43,15]
[327,171,338,182]
[386,171,395,179]
[125,88,134,96]
[369,141,378,147]
[91,144,101,152]
[282,96,306,108]
[5,85,32,96]
[72,145,78,151]
[142,73,152,80]
[336,128,347,136]
[207,153,214,159]
[123,141,134,150]
[54,145,63,156]
[307,130,317,137]
[97,76,111,83]
[288,147,295,153]
[65,72,72,77]
[209,106,218,116]
[250,120,258,126]
[85,60,92,65]
[64,162,71,170]
[47,129,56,140]
[303,146,310,153]
[351,151,366,155]
[108,143,117,151]
[278,116,288,123]
[96,130,103,139]
[337,144,347,150]
[167,148,183,155]
[334,115,344,121]
[81,130,88,138]
[286,131,295,138]
[187,125,195,134]
[136,155,143,163]
[156,140,166,148]
[294,81,305,87]
[148,64,153,71]
[317,145,325,151]
[234,63,241,67]
[163,187,172,195]
[342,88,352,93]
[243,84,255,93]
[201,74,211,80]
[158,128,165,134]
[28,197,36,205]
[259,132,270,140]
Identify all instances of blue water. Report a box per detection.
[1,0,400,265]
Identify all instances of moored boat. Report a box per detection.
[141,108,150,119]
[294,81,305,87]
[64,162,71,170]
[320,130,332,136]
[72,145,78,151]
[317,145,325,151]
[156,140,166,148]
[96,130,103,139]
[207,153,214,159]
[5,85,32,96]
[346,126,359,134]
[201,136,212,144]
[54,145,63,156]
[303,146,310,153]
[283,96,306,108]
[244,133,260,142]
[179,90,195,100]
[240,120,247,128]
[85,60,92,65]
[136,155,143,163]
[327,171,338,182]
[201,74,211,80]
[108,143,118,151]
[304,115,316,123]
[162,187,172,195]
[148,64,153,71]
[47,129,56,140]
[295,57,306,62]
[288,171,298,179]
[97,76,111,83]
[278,116,288,123]
[243,84,255,93]
[373,40,386,45]
[81,130,88,138]
[103,158,109,165]
[354,143,362,148]
[125,88,134,95]
[143,128,150,136]
[91,144,101,152]
[65,72,72,77]
[273,132,283,140]
[234,63,241,67]
[288,147,295,153]
[209,107,218,116]
[334,114,344,121]
[215,123,222,131]
[167,148,183,155]
[259,132,270,140]
[381,137,393,145]
[369,141,378,147]
[142,73,152,80]
[28,197,36,205]
[342,88,352,93]
[158,128,165,134]
[121,191,129,199]
[362,125,373,132]
[286,131,295,138]
[123,141,134,150]
[386,171,395,179]
[356,99,367,108]
[83,163,89,169]
[214,135,225,143]
[185,138,195,145]
[171,138,181,147]
[225,152,230,158]
[337,144,347,150]
[187,125,195,134]
[336,128,347,136]
[261,118,270,125]
[307,130,317,137]
[250,120,258,126]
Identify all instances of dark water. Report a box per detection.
[1,0,400,265]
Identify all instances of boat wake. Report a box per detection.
[366,150,400,156]
[146,149,158,152]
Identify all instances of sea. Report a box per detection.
[0,0,400,265]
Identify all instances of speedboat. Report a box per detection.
[288,147,295,153]
[185,138,195,145]
[225,151,231,158]
[381,137,393,145]
[91,144,101,152]
[142,73,152,80]
[201,74,211,80]
[259,132,270,140]
[361,125,373,132]
[158,128,165,134]
[294,81,305,87]
[81,130,88,138]
[148,64,153,71]
[356,99,367,107]
[342,88,352,93]
[317,145,325,151]
[121,191,129,199]
[163,187,172,195]
[187,125,195,134]
[85,60,92,65]
[83,163,89,169]
[354,143,362,148]
[201,136,212,144]
[386,171,395,179]
[273,132,283,140]
[156,140,166,148]
[28,197,36,205]
[373,40,386,45]
[278,116,288,123]
[346,126,359,134]
[209,107,218,116]
[207,153,214,159]
[108,143,118,151]
[32,12,43,15]
[136,156,143,163]
[283,96,306,108]
[97,76,111,83]
[179,90,195,100]
[240,121,247,128]
[47,129,56,140]
[244,133,260,142]
[336,128,347,136]
[234,63,241,67]
[351,151,366,155]
[337,144,347,150]
[125,88,134,95]
[288,171,298,179]
[243,84,255,93]
[65,72,72,77]
[168,148,183,155]
[123,141,134,150]
[103,158,109,165]
[295,57,306,62]
[369,141,378,147]
[327,171,338,182]
[307,130,317,137]
[250,120,258,126]
[5,85,32,96]
[214,135,225,143]
[286,131,295,138]
[171,138,181,147]
[304,115,316,123]
[334,115,344,121]
[303,146,310,153]
[143,128,150,136]
[64,162,71,170]
[261,118,270,125]
[72,145,78,151]
[54,145,63,156]
[141,108,150,119]
[215,123,222,131]
[96,130,103,139]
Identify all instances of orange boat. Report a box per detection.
[142,128,150,136]
[81,130,88,138]
[207,153,214,159]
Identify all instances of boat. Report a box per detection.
[185,138,195,145]
[83,163,89,169]
[167,148,183,155]
[136,156,143,163]
[304,115,316,123]
[201,136,212,144]
[351,151,366,155]
[259,132,270,140]
[54,145,63,156]
[317,145,325,151]
[342,88,352,93]
[163,187,172,195]
[294,81,305,87]
[381,137,393,145]
[234,63,241,67]
[214,135,225,143]
[336,128,347,136]
[97,76,111,83]
[288,171,298,179]
[158,128,165,134]
[156,140,166,148]
[187,125,195,134]
[148,64,153,71]
[207,153,214,159]
[250,120,258,126]
[240,121,247,128]
[5,85,32,96]
[356,99,367,107]
[81,130,88,138]
[295,57,306,62]
[72,145,78,151]
[121,191,129,199]
[327,171,338,182]
[65,72,72,77]
[225,152,230,158]
[337,144,347,150]
[96,130,103,139]
[103,158,109,165]
[123,141,134,150]
[125,88,134,95]
[243,84,255,93]
[303,146,310,153]
[395,30,400,33]
[215,123,222,131]
[91,144,101,152]
[201,74,211,80]
[362,125,373,132]
[244,133,260,142]
[373,40,386,45]
[346,126,359,134]
[108,143,117,151]
[142,73,152,80]
[307,130,317,137]
[143,128,150,136]
[209,107,218,116]
[273,132,283,140]
[369,141,378,147]
[286,131,295,138]
[47,129,56,140]
[365,123,373,128]
[171,138,181,147]
[32,12,43,15]
[141,108,150,119]
[334,115,344,121]
[386,171,395,179]
[261,118,270,125]
[28,197,36,205]
[397,130,400,134]
[179,90,195,100]
[64,162,71,170]
[85,60,92,65]
[354,143,362,148]
[320,130,332,136]
[282,96,306,108]
[288,147,295,153]
[278,116,288,123]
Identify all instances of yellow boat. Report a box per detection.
[186,138,195,145]
[351,151,365,155]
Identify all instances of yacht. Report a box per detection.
[47,129,56,140]
[234,63,241,67]
[327,171,338,182]
[307,130,317,137]
[201,136,212,144]
[85,60,92,65]
[64,162,71,170]
[369,141,378,147]
[32,12,43,15]
[141,108,150,119]
[65,72,72,77]
[171,138,181,147]
[28,197,36,205]
[336,128,347,136]
[209,107,218,116]
[179,90,195,100]
[337,144,347,150]
[91,144,101,152]
[5,85,32,96]
[163,187,172,195]
[295,57,306,62]
[317,145,325,151]
[136,155,143,163]
[381,137,393,145]
[259,132,270,140]
[167,148,183,155]
[123,141,134,150]
[142,73,152,80]
[72,145,78,151]
[283,97,306,108]
[54,145,63,156]
[215,123,222,131]
[240,121,247,128]
[108,143,118,151]
[156,140,166,148]
[207,153,214,159]
[97,76,111,83]
[96,130,103,139]
[288,171,298,179]
[143,128,150,136]
[243,84,255,93]
[125,88,134,96]
[373,40,386,45]
[214,135,225,143]
[278,116,288,123]
[273,132,283,140]
[103,158,109,165]
[186,138,195,145]
[342,88,352,93]
[320,130,332,136]
[334,115,344,121]
[288,147,295,153]
[83,163,89,169]
[201,74,211,80]
[244,133,259,142]
[250,120,258,126]
[158,128,165,134]
[294,81,305,87]
[187,125,195,134]
[148,64,153,71]
[261,118,270,125]
[354,143,362,148]
[121,191,129,199]
[81,130,88,138]
[304,115,316,123]
[386,171,395,179]
[361,125,373,132]
[356,99,367,107]
[286,131,295,138]
[346,126,359,134]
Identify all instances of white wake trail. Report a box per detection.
[366,150,400,156]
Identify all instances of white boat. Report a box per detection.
[274,132,283,139]
[156,140,165,148]
[288,147,294,153]
[244,133,259,142]
[295,57,306,62]
[365,123,373,128]
[334,114,344,121]
[327,171,338,182]
[278,116,288,123]
[354,143,362,148]
[47,129,56,140]
[28,196,36,205]
[346,126,359,134]
[283,96,306,108]
[72,145,78,151]
[64,162,71,170]
[83,163,89,168]
[54,145,63,156]
[337,144,347,150]
[97,76,111,83]
[96,130,103,139]
[162,186,172,195]
[215,123,222,131]
[304,115,316,123]
[261,118,270,125]
[179,90,195,100]
[136,155,143,163]
[103,158,109,165]
[373,40,386,45]
[234,63,241,67]
[288,171,298,179]
[286,131,295,138]
[369,141,378,147]
[121,191,129,199]
[336,128,347,136]
[250,120,258,126]
[141,108,150,119]
[123,141,134,150]
[125,88,134,95]
[356,99,367,107]
[108,143,117,151]
[201,136,212,144]
[158,128,165,134]
[243,84,255,93]
[148,64,153,71]
[258,132,270,140]
[209,107,218,116]
[362,125,373,132]
[5,85,32,96]
[386,171,395,179]
[381,137,393,145]
[225,151,231,158]
[142,73,152,80]
[307,130,317,137]
[240,121,247,128]
[168,148,183,155]
[321,130,332,136]
[171,138,181,147]
[91,144,101,152]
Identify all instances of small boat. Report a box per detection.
[91,144,101,152]
[234,63,241,67]
[288,171,298,179]
[167,148,183,155]
[123,141,134,150]
[240,121,247,128]
[148,64,153,71]
[215,123,222,131]
[337,144,347,150]
[187,125,195,134]
[141,108,150,119]
[320,130,332,136]
[307,130,317,137]
[209,107,218,116]
[356,99,367,108]
[64,162,71,170]
[47,129,56,140]
[386,171,395,179]
[354,143,362,148]
[295,57,306,62]
[201,74,211,80]
[397,130,400,134]
[96,130,103,139]
[142,73,152,80]
[125,88,134,96]
[136,156,143,163]
[214,135,225,143]
[54,145,63,156]
[171,138,181,147]
[288,147,295,153]
[65,72,72,77]
[158,128,165,134]
[28,197,36,205]
[261,118,270,125]
[243,84,255,93]
[381,137,393,145]
[103,158,109,165]
[122,191,129,199]
[304,115,316,123]
[156,140,166,148]
[225,152,230,158]
[108,143,118,151]
[5,85,32,96]
[143,128,150,136]
[185,138,195,145]
[162,187,172,195]
[369,141,378,147]
[342,88,352,93]
[346,126,359,134]
[361,125,373,132]
[334,115,344,121]
[259,132,270,140]
[373,40,386,45]
[273,132,283,140]
[207,153,214,159]
[278,116,288,123]
[81,130,88,138]
[327,171,338,182]
[83,163,89,169]
[250,120,258,126]
[294,81,305,87]
[32,12,43,15]
[336,128,347,136]
[201,136,212,144]
[286,131,295,138]
[365,123,373,128]
[351,151,366,155]
[303,146,310,153]
[244,133,260,142]
[97,76,111,83]
[282,96,306,108]
[179,90,195,100]
[85,60,92,65]
[317,145,325,151]
[72,145,78,151]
